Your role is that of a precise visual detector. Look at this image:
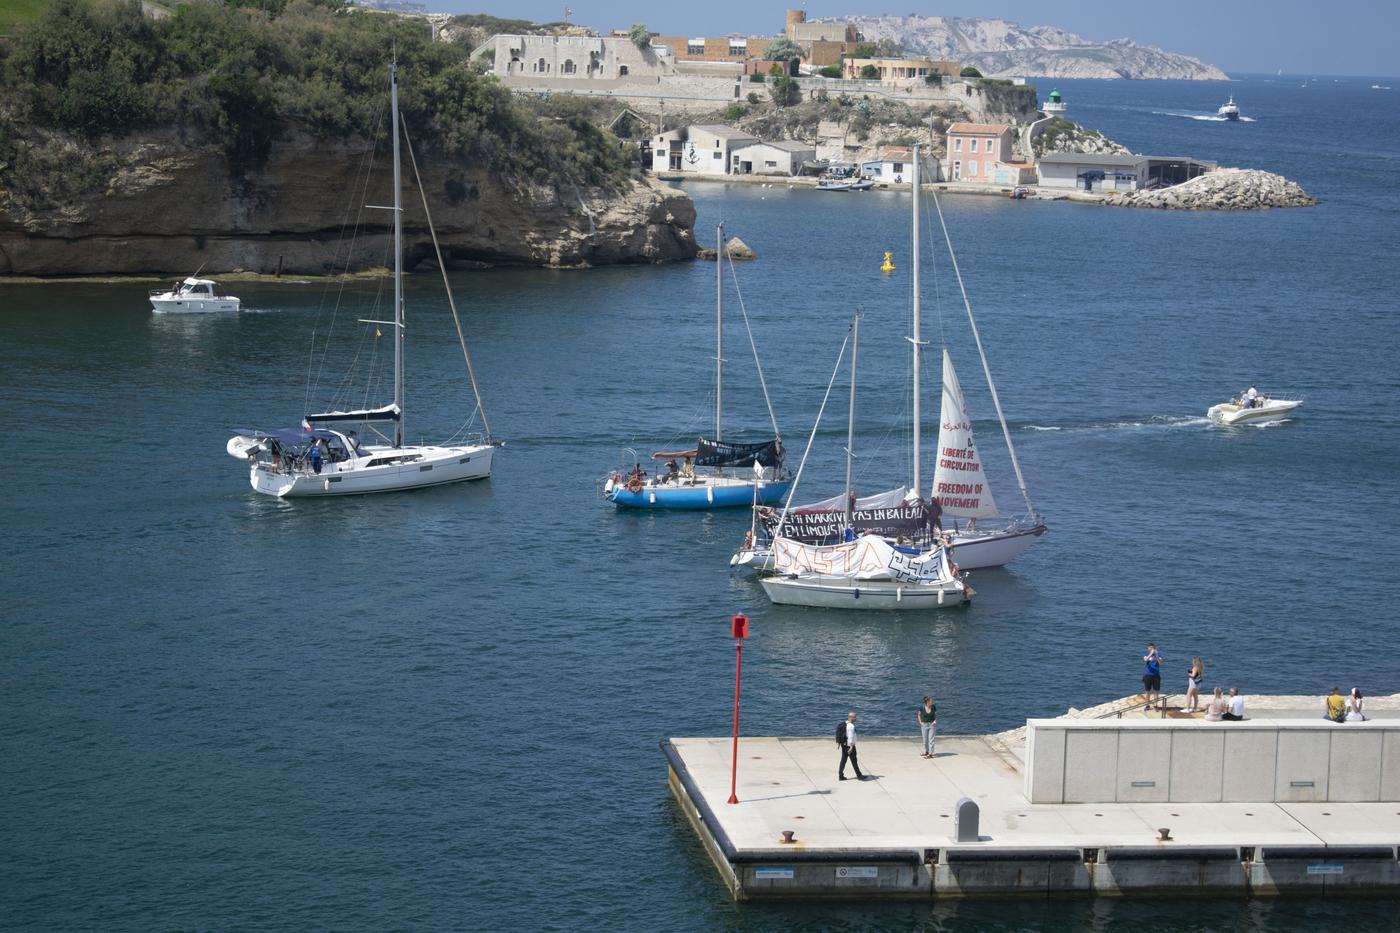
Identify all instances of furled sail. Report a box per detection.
[305,404,401,425]
[694,437,782,468]
[932,350,999,519]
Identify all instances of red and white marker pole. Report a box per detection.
[727,613,749,805]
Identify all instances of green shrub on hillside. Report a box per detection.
[0,0,628,190]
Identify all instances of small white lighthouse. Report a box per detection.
[1043,88,1067,116]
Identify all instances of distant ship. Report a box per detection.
[1217,96,1241,120]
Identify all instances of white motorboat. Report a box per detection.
[1217,96,1241,120]
[150,276,240,313]
[1207,395,1302,426]
[228,62,495,498]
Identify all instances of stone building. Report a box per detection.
[482,34,672,80]
[842,57,962,85]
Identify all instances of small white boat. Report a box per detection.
[150,276,240,313]
[1217,96,1241,120]
[1207,395,1302,426]
[817,177,874,191]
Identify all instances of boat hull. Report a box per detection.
[152,297,240,313]
[606,480,790,510]
[1207,400,1302,426]
[250,444,493,497]
[760,575,970,610]
[946,524,1047,570]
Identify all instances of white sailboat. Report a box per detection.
[760,151,970,611]
[226,63,495,498]
[736,146,1045,573]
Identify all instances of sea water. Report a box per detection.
[2,75,1399,930]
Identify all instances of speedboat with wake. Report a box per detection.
[1208,391,1301,425]
[1217,96,1241,120]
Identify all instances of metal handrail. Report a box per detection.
[1100,694,1173,720]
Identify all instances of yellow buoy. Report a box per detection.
[880,251,895,273]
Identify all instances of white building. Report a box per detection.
[652,124,760,175]
[731,140,816,176]
[481,34,672,81]
[1037,152,1148,192]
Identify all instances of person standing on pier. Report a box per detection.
[1142,643,1164,711]
[918,696,938,758]
[838,711,865,781]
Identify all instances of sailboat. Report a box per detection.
[736,144,1045,572]
[601,225,789,509]
[226,63,495,498]
[758,308,969,610]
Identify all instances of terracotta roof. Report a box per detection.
[946,122,1011,135]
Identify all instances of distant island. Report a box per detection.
[822,15,1229,80]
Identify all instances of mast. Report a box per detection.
[715,223,723,443]
[844,310,861,531]
[931,192,1036,517]
[391,61,404,448]
[909,144,922,497]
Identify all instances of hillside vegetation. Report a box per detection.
[0,0,629,190]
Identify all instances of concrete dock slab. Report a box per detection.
[664,694,1400,899]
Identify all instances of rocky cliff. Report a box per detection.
[0,129,696,276]
[1108,169,1318,210]
[828,15,1229,80]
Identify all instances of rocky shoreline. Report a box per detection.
[0,130,697,277]
[1107,169,1318,211]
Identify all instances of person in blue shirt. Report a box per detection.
[1142,642,1164,711]
[308,439,323,475]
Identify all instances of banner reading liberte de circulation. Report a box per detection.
[932,349,1000,519]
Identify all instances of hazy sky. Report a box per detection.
[441,0,1399,76]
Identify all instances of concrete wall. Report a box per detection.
[1026,719,1400,804]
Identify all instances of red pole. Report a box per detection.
[728,638,742,804]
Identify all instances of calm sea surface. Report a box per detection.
[3,75,1399,930]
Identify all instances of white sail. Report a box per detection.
[932,349,999,519]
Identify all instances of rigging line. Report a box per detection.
[929,188,1036,517]
[921,187,948,350]
[724,244,780,441]
[771,317,853,537]
[400,112,492,443]
[307,99,387,413]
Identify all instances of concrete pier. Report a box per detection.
[664,694,1400,899]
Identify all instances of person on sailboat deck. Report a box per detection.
[664,459,679,484]
[308,439,323,475]
[681,456,695,482]
[348,430,363,454]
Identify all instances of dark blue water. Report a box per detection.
[3,76,1399,930]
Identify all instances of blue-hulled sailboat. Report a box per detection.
[601,225,789,509]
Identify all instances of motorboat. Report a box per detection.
[600,224,790,510]
[816,177,874,191]
[1217,96,1241,120]
[227,62,496,497]
[1207,394,1302,426]
[150,276,239,313]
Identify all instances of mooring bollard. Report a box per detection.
[954,797,980,843]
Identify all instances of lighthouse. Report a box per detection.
[1043,88,1067,116]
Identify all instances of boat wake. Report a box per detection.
[1152,111,1256,123]
[1022,415,1210,434]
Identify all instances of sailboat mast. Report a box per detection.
[931,193,1036,517]
[844,310,860,530]
[715,223,723,443]
[910,144,922,497]
[391,61,405,448]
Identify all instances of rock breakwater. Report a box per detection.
[1109,169,1317,211]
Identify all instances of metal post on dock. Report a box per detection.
[727,614,749,804]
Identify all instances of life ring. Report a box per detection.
[626,476,644,494]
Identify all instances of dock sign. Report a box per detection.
[836,866,879,879]
[1307,864,1345,876]
[753,867,794,880]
